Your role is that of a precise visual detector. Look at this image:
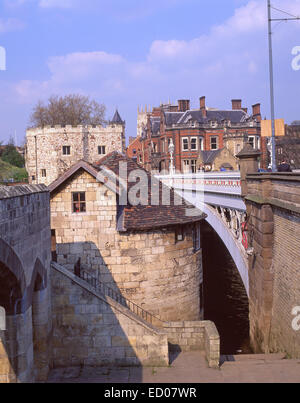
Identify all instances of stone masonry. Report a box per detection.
[25,123,125,186]
[51,169,203,322]
[0,185,52,383]
[245,173,300,358]
[51,262,220,369]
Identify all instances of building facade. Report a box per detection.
[25,110,126,186]
[49,153,206,322]
[127,97,262,173]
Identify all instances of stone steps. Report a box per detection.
[220,353,300,367]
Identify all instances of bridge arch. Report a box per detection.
[202,204,249,296]
[177,190,249,296]
[0,239,26,314]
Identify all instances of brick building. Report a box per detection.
[127,98,262,173]
[49,152,206,322]
[25,110,125,186]
[276,121,300,169]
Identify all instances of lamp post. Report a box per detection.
[267,0,300,171]
[168,138,175,176]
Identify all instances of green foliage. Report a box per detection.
[0,159,28,183]
[1,143,25,168]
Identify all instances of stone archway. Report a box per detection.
[0,252,26,383]
[29,258,50,382]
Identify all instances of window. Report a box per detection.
[98,146,106,155]
[182,138,189,151]
[210,137,218,150]
[133,149,137,155]
[72,192,86,213]
[63,146,71,155]
[191,138,198,151]
[41,169,47,177]
[191,160,197,173]
[236,144,241,154]
[193,222,201,252]
[175,225,184,243]
[32,175,35,181]
[248,136,255,149]
[182,160,190,173]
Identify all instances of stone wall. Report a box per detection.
[245,173,300,357]
[0,185,52,382]
[51,263,169,368]
[51,170,203,322]
[163,320,220,368]
[51,262,220,368]
[26,124,125,186]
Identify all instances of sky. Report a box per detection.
[0,0,300,145]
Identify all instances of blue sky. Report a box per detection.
[0,0,300,145]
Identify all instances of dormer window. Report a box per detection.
[210,121,218,128]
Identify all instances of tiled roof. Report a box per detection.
[49,153,206,232]
[94,152,206,231]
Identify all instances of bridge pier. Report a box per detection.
[238,145,300,357]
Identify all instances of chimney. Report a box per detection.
[232,99,242,110]
[178,99,190,112]
[252,103,261,122]
[200,96,207,118]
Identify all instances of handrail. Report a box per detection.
[78,268,164,327]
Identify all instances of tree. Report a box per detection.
[1,137,25,168]
[29,94,107,127]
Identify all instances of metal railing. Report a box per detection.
[77,267,164,327]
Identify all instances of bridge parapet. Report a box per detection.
[156,171,242,196]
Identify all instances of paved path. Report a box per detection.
[47,352,300,383]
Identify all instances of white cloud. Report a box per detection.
[0,18,24,33]
[8,0,300,135]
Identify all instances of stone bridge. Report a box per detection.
[157,146,300,358]
[156,171,250,295]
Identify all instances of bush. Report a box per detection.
[1,144,25,168]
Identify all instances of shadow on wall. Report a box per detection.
[51,241,163,379]
[0,239,49,383]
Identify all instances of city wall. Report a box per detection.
[0,185,52,382]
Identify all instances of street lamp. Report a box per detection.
[168,139,175,176]
[267,0,300,172]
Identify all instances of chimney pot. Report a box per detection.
[232,99,242,110]
[178,99,190,112]
[200,96,207,118]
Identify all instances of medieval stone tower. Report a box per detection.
[25,110,126,186]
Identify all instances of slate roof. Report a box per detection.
[165,109,249,126]
[94,152,206,231]
[49,153,206,232]
[200,149,222,164]
[111,109,124,125]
